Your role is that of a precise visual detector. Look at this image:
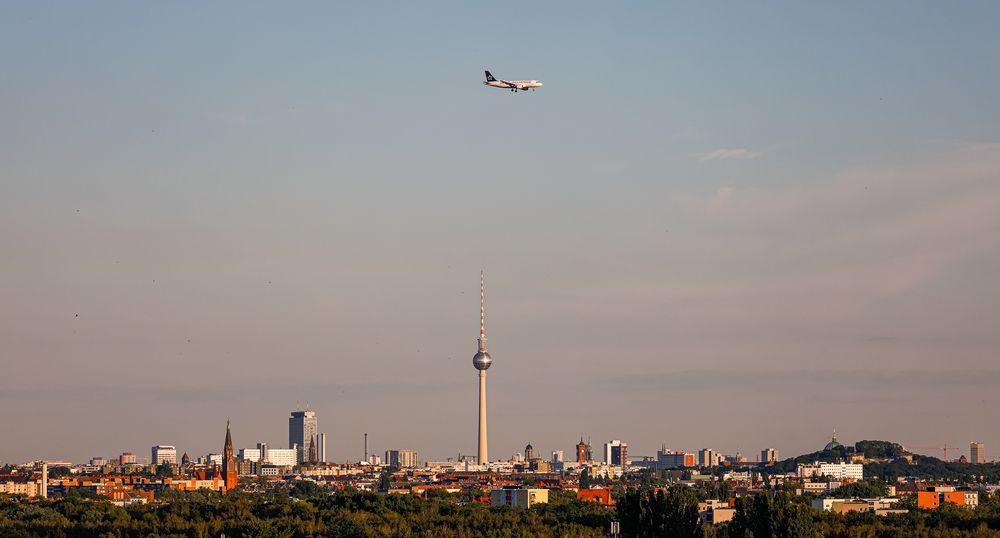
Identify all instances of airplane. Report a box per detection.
[483,70,543,93]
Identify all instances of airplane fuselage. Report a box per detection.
[484,79,543,92]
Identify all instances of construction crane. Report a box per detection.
[906,445,961,462]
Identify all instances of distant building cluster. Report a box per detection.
[2,425,995,528]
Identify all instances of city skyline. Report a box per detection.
[3,2,1000,464]
[0,402,997,465]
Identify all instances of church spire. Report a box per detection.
[224,418,233,457]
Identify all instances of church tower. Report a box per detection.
[222,419,238,492]
[577,436,588,464]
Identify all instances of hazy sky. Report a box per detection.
[2,2,1000,465]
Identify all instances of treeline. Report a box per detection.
[9,486,1000,537]
[616,486,1000,538]
[867,458,1000,483]
[0,489,610,538]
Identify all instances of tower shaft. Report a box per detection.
[478,370,488,465]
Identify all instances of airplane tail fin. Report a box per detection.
[485,70,496,82]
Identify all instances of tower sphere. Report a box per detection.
[473,351,492,370]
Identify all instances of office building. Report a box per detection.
[274,445,300,466]
[918,488,979,509]
[761,448,779,464]
[812,497,903,513]
[797,462,864,481]
[386,449,418,468]
[259,465,283,476]
[119,452,137,465]
[239,446,298,467]
[819,462,863,480]
[551,450,564,463]
[698,448,720,468]
[239,448,262,462]
[604,440,628,468]
[319,433,328,463]
[657,448,695,468]
[491,487,549,508]
[152,445,177,465]
[289,410,318,464]
[971,442,986,464]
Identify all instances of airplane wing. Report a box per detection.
[498,79,517,88]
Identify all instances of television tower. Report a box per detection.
[472,271,493,466]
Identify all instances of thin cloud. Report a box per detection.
[609,369,1000,392]
[692,148,762,162]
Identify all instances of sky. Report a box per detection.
[2,1,1000,465]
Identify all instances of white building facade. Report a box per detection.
[239,447,297,467]
[152,445,177,465]
[797,462,863,480]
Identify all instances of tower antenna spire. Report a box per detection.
[474,271,492,363]
[480,271,486,346]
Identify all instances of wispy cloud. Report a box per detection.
[692,148,762,162]
[608,369,1000,392]
[660,141,1000,323]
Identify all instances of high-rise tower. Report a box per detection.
[289,410,318,464]
[472,272,493,465]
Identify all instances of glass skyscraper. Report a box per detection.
[288,410,317,464]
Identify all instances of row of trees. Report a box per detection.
[0,488,611,538]
[10,484,1000,537]
[615,487,812,538]
[616,486,1000,537]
